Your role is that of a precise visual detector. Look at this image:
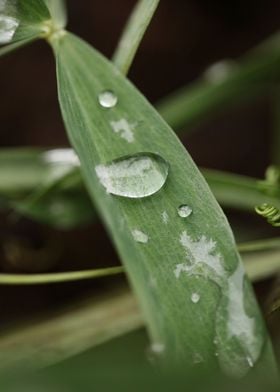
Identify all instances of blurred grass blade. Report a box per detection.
[156,33,280,132]
[112,0,160,74]
[44,0,67,29]
[51,31,277,378]
[2,148,280,229]
[238,238,280,253]
[204,169,280,211]
[0,266,123,285]
[0,285,142,371]
[0,36,36,57]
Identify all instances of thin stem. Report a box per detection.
[0,266,123,285]
[238,238,280,253]
[112,0,160,75]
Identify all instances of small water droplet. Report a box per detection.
[132,229,149,244]
[191,292,200,303]
[98,90,118,108]
[0,15,19,44]
[177,205,192,218]
[95,153,169,198]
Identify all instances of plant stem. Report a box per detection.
[0,266,123,285]
[112,0,160,75]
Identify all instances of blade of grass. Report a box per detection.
[238,238,280,253]
[50,31,277,378]
[0,266,123,285]
[44,0,67,29]
[0,285,142,371]
[156,33,280,132]
[203,169,280,212]
[0,37,37,57]
[112,0,160,75]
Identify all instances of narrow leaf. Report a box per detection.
[0,266,123,285]
[51,32,277,378]
[112,0,160,74]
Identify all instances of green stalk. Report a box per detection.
[0,266,122,285]
[112,0,160,75]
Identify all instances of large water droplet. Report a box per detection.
[132,229,149,244]
[191,292,200,303]
[178,205,192,218]
[0,15,19,44]
[98,90,118,108]
[95,153,169,198]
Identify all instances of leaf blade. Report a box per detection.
[51,32,277,377]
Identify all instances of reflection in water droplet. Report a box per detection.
[0,15,19,44]
[95,153,169,198]
[132,229,149,244]
[191,292,200,303]
[98,90,118,108]
[178,205,192,218]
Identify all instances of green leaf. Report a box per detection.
[51,32,278,378]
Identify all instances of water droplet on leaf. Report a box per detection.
[95,153,169,198]
[0,15,19,44]
[132,229,149,244]
[191,292,200,303]
[178,205,192,218]
[98,90,118,108]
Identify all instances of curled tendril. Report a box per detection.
[255,203,280,227]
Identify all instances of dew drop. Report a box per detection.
[191,292,200,303]
[177,205,192,218]
[132,229,149,244]
[95,152,169,198]
[98,90,118,108]
[0,15,19,44]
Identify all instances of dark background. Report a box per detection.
[0,0,279,328]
